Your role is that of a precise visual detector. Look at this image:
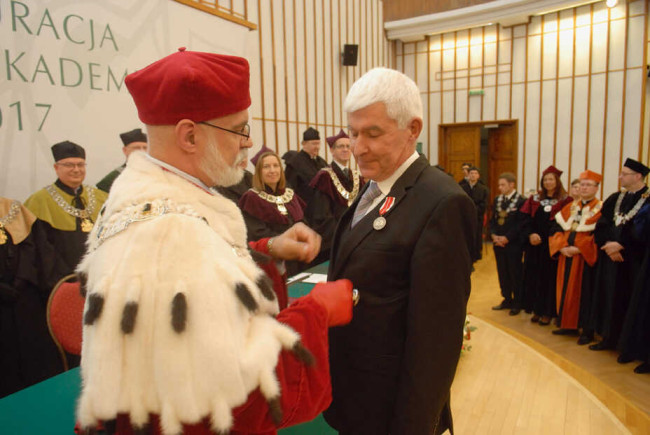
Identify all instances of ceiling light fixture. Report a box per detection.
[606,0,618,7]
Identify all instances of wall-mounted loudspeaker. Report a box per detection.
[342,44,358,66]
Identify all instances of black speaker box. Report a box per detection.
[342,44,358,66]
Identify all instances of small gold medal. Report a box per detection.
[81,219,94,232]
[570,222,579,231]
[498,211,507,218]
[497,217,505,226]
[0,226,7,245]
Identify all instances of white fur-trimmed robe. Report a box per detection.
[76,152,302,434]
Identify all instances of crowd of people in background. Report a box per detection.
[476,159,650,376]
[1,118,648,401]
[0,124,364,398]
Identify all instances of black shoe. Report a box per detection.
[577,333,594,345]
[509,308,521,316]
[552,328,579,336]
[589,340,613,351]
[634,362,650,374]
[617,354,635,364]
[531,314,540,323]
[539,316,551,326]
[492,300,512,310]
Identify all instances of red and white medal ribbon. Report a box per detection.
[374,196,395,230]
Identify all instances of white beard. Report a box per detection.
[200,137,247,187]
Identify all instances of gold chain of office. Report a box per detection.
[254,188,295,216]
[45,184,97,219]
[0,200,21,244]
[324,167,360,206]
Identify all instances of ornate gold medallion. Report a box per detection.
[570,221,579,231]
[81,219,94,232]
[497,217,505,226]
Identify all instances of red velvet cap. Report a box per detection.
[326,129,350,147]
[579,170,602,184]
[125,48,251,125]
[542,165,562,177]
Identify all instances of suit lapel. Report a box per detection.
[329,156,429,278]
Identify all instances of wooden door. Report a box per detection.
[438,125,481,181]
[487,122,518,200]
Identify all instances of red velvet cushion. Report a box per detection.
[49,282,84,355]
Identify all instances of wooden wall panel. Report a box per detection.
[249,0,387,163]
[393,0,648,195]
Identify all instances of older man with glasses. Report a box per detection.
[306,129,365,265]
[75,48,354,435]
[24,141,107,278]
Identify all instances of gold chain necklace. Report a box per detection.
[324,167,360,206]
[0,200,20,245]
[255,188,295,215]
[45,184,96,232]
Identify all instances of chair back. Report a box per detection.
[46,274,84,371]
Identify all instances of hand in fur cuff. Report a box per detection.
[269,222,321,262]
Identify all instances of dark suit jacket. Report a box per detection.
[489,193,526,249]
[325,156,476,435]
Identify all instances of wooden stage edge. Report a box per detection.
[473,314,650,435]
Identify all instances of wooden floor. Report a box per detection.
[456,245,650,434]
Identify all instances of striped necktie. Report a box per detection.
[351,182,382,228]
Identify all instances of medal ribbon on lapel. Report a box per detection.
[379,197,395,216]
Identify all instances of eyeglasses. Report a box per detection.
[334,144,351,149]
[620,171,636,177]
[56,162,87,169]
[199,121,250,140]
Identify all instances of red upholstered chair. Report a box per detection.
[46,273,85,371]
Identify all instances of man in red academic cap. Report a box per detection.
[306,129,365,265]
[589,158,649,360]
[75,48,353,435]
[549,170,602,339]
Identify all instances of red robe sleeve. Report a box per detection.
[249,238,288,310]
[230,296,331,434]
[549,231,569,258]
[574,232,598,266]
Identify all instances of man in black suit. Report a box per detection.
[284,127,328,206]
[490,172,526,315]
[460,166,489,261]
[325,67,476,435]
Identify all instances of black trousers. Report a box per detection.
[494,244,524,306]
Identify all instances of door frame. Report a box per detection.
[438,119,519,188]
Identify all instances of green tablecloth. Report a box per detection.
[0,263,335,434]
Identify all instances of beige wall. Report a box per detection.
[247,0,391,163]
[395,0,649,197]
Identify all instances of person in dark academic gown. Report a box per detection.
[548,170,602,338]
[96,128,148,193]
[617,197,650,374]
[0,198,65,397]
[284,127,328,206]
[239,151,307,280]
[589,158,650,352]
[306,129,365,265]
[490,172,526,315]
[460,166,489,261]
[520,165,571,325]
[24,141,108,278]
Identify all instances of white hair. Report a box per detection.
[343,67,423,129]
